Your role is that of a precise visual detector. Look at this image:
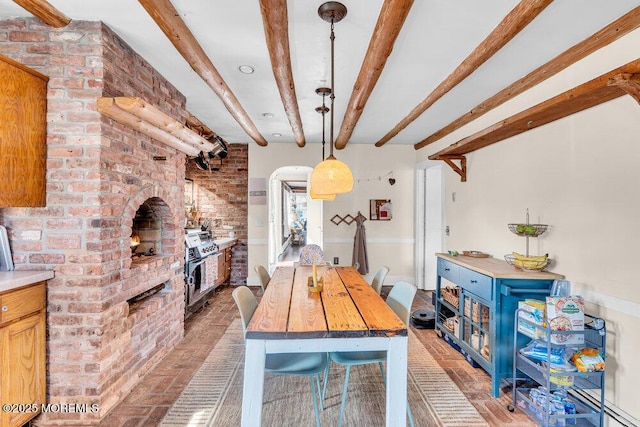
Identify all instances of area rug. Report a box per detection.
[160,320,487,427]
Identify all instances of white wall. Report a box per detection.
[415,28,640,421]
[248,143,415,286]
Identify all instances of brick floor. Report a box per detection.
[98,286,534,426]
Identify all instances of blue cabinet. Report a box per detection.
[435,254,563,397]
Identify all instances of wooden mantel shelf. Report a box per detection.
[429,57,640,180]
[98,97,216,157]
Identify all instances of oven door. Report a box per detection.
[186,258,205,278]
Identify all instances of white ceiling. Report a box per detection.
[1,0,638,147]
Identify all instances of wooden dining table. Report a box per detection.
[242,265,408,426]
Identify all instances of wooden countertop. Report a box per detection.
[0,270,54,294]
[215,237,237,249]
[436,253,564,279]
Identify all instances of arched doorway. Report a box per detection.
[268,166,323,271]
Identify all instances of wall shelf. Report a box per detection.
[429,58,640,181]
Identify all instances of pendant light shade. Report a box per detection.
[310,156,353,195]
[310,185,336,200]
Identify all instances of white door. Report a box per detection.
[267,175,281,271]
[415,164,444,290]
[305,181,323,246]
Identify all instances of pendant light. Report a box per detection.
[310,2,353,196]
[310,87,335,200]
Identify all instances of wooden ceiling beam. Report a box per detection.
[334,0,414,150]
[415,6,640,150]
[374,0,552,147]
[259,0,305,147]
[428,58,640,161]
[12,0,70,28]
[138,0,268,146]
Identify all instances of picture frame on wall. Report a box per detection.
[370,199,392,221]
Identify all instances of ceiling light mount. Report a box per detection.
[318,2,347,23]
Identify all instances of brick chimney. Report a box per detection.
[0,19,187,425]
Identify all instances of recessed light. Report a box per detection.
[262,113,275,118]
[272,133,282,137]
[238,65,254,74]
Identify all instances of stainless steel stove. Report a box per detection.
[185,230,219,260]
[184,229,219,315]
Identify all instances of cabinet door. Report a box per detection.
[1,312,46,427]
[0,55,48,207]
[224,248,232,281]
[216,252,227,286]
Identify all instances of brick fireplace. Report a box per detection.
[0,19,188,424]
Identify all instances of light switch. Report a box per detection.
[256,218,264,227]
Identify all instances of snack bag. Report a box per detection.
[571,348,605,372]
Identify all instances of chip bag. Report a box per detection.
[570,347,605,372]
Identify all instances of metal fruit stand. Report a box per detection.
[505,208,550,271]
[509,309,606,426]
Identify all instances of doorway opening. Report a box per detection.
[268,166,323,271]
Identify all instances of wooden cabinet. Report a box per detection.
[0,54,48,207]
[215,247,232,286]
[0,282,46,427]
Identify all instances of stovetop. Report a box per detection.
[185,230,218,261]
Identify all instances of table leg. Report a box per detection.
[242,339,266,427]
[385,336,408,427]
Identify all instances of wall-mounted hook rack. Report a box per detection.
[331,211,367,225]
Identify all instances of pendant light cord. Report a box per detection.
[329,19,336,160]
[321,93,327,159]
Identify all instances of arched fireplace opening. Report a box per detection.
[130,197,172,260]
[131,201,161,258]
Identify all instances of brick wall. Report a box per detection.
[186,144,248,284]
[0,19,187,425]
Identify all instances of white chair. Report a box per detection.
[254,265,271,294]
[232,286,328,427]
[324,281,417,427]
[370,266,390,295]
